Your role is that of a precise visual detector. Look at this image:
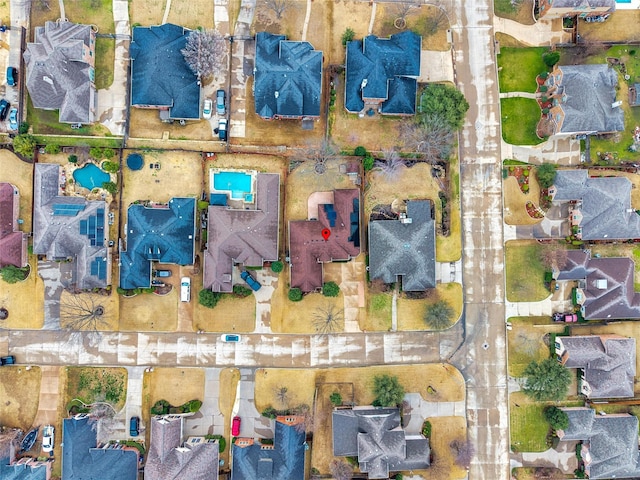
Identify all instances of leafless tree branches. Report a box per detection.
[89,403,117,444]
[450,438,476,468]
[539,244,569,270]
[274,385,289,408]
[399,114,454,164]
[259,0,297,20]
[395,0,420,21]
[181,29,228,80]
[329,459,353,480]
[300,139,339,174]
[374,149,406,181]
[312,304,344,336]
[60,292,108,333]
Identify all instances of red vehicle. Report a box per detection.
[232,416,241,436]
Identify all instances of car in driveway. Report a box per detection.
[154,270,172,278]
[8,108,18,131]
[216,89,226,115]
[42,425,54,453]
[221,334,241,343]
[203,98,212,119]
[6,67,16,87]
[0,100,10,121]
[240,270,261,291]
[232,416,241,436]
[218,118,227,141]
[130,416,140,437]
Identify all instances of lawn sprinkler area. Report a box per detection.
[210,169,256,204]
[73,163,110,190]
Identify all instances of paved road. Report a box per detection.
[450,1,509,479]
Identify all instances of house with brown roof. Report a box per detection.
[555,334,636,398]
[555,250,640,320]
[203,172,280,292]
[288,189,360,292]
[0,183,28,268]
[537,0,615,20]
[145,415,219,480]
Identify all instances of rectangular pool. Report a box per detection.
[213,171,252,200]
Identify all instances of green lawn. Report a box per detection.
[95,38,115,90]
[501,98,544,146]
[509,394,549,452]
[497,47,547,93]
[65,0,114,33]
[505,242,550,302]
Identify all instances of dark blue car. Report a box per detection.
[6,67,16,87]
[240,270,261,291]
[129,416,140,437]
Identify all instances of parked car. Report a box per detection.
[221,334,241,343]
[0,99,10,121]
[231,416,241,436]
[0,355,15,365]
[218,118,227,141]
[130,416,140,437]
[203,98,212,119]
[42,425,54,453]
[8,108,18,131]
[240,270,261,291]
[216,89,226,115]
[154,270,172,278]
[6,67,16,87]
[180,277,191,302]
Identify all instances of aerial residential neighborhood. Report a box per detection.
[2,0,640,479]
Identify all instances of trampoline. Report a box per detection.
[126,153,144,171]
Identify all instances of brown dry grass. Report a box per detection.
[423,416,468,480]
[374,3,450,51]
[507,317,556,377]
[0,255,45,329]
[64,367,128,411]
[119,289,178,331]
[128,109,214,141]
[588,169,640,209]
[0,0,9,24]
[578,11,640,43]
[503,175,543,225]
[397,282,463,331]
[59,290,120,331]
[218,368,240,465]
[0,150,33,228]
[495,32,529,48]
[0,366,42,430]
[252,0,306,38]
[129,0,165,28]
[194,293,256,332]
[272,291,346,334]
[165,0,214,30]
[363,292,393,331]
[30,2,61,39]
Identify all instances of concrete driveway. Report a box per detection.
[32,365,62,427]
[184,368,225,436]
[231,368,273,439]
[113,366,145,440]
[38,260,74,330]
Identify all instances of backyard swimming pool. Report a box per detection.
[73,163,110,190]
[213,171,253,200]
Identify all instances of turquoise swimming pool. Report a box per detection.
[213,171,253,200]
[73,164,110,190]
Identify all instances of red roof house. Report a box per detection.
[0,183,28,268]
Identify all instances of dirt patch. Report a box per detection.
[64,367,128,411]
[578,11,640,43]
[397,282,463,331]
[0,366,42,430]
[218,368,239,465]
[119,289,178,331]
[504,176,543,225]
[423,416,468,480]
[194,293,256,332]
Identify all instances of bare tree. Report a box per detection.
[450,438,475,468]
[329,459,353,480]
[60,292,109,332]
[89,403,118,444]
[395,0,419,21]
[312,304,344,336]
[539,244,568,270]
[274,385,289,408]
[300,139,339,174]
[399,114,454,164]
[32,0,51,10]
[534,467,564,480]
[374,149,406,181]
[515,332,542,358]
[424,0,450,35]
[181,29,228,80]
[259,0,296,20]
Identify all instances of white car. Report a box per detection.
[42,425,54,453]
[203,99,212,119]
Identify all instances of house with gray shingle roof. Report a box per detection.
[537,0,615,19]
[558,407,640,479]
[332,407,430,479]
[33,164,110,289]
[555,334,636,398]
[23,21,97,124]
[549,170,640,241]
[119,198,195,290]
[231,416,305,480]
[130,23,201,120]
[368,200,435,291]
[254,32,322,120]
[630,83,640,107]
[0,183,28,268]
[0,428,50,480]
[555,250,640,320]
[144,415,219,480]
[62,415,138,480]
[345,31,421,116]
[203,173,279,292]
[544,64,623,136]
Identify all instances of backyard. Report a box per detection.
[505,241,550,302]
[501,97,544,145]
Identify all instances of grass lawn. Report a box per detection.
[505,241,550,302]
[119,290,178,331]
[59,290,119,331]
[0,366,42,430]
[64,367,128,411]
[27,97,113,137]
[272,291,346,334]
[193,293,255,333]
[509,392,549,452]
[398,283,463,331]
[501,98,544,146]
[494,0,535,25]
[363,292,393,331]
[424,416,468,480]
[65,0,114,32]
[95,38,115,90]
[497,47,547,93]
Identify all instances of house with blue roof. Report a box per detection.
[119,198,196,289]
[231,416,305,480]
[33,164,110,289]
[62,415,138,480]
[345,31,421,116]
[254,32,322,120]
[0,429,50,480]
[130,23,201,121]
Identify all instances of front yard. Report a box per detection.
[501,97,544,145]
[64,367,128,411]
[505,241,550,302]
[0,366,42,430]
[498,47,547,93]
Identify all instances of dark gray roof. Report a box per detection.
[145,416,219,480]
[62,416,138,480]
[560,408,640,479]
[203,173,280,292]
[558,335,635,398]
[23,21,96,124]
[548,0,614,8]
[557,251,640,320]
[332,407,429,479]
[368,200,435,291]
[231,416,305,480]
[33,164,109,289]
[119,198,196,289]
[555,65,623,134]
[130,24,200,120]
[551,170,640,240]
[254,32,322,119]
[345,31,421,114]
